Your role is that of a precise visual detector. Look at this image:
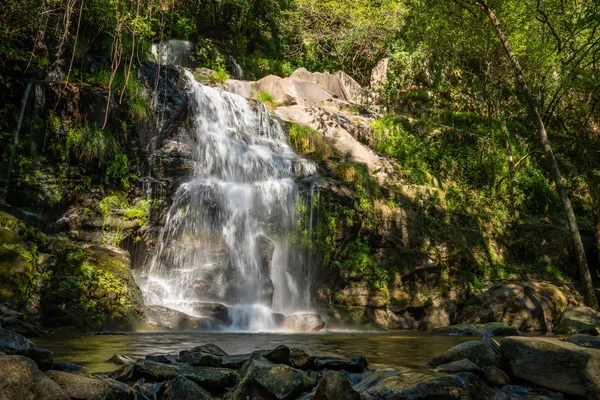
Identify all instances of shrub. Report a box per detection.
[66,123,118,167]
[288,124,333,159]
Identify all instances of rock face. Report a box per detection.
[313,370,360,400]
[283,313,326,331]
[46,370,130,400]
[457,280,581,332]
[501,336,600,398]
[426,340,503,369]
[0,355,69,400]
[555,306,600,335]
[143,305,221,331]
[232,353,314,400]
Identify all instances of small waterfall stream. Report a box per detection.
[137,71,317,330]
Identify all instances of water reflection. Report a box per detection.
[34,331,470,374]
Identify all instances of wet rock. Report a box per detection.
[313,355,368,373]
[0,316,48,337]
[272,313,285,327]
[191,302,229,324]
[46,370,130,400]
[232,353,314,400]
[479,322,520,337]
[283,313,325,332]
[313,370,360,400]
[107,354,136,365]
[0,326,34,351]
[143,305,220,331]
[191,343,228,356]
[426,340,503,369]
[555,306,600,335]
[434,358,480,373]
[162,375,214,400]
[567,333,600,349]
[501,336,600,398]
[179,350,223,367]
[0,305,22,318]
[262,345,291,365]
[19,347,54,371]
[481,366,510,386]
[145,354,178,364]
[291,348,315,369]
[0,355,69,400]
[500,385,565,400]
[51,361,84,372]
[361,371,432,399]
[431,324,480,336]
[109,360,236,390]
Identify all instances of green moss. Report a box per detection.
[288,124,334,159]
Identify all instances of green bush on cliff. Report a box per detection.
[66,123,119,167]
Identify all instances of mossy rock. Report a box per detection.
[0,227,37,310]
[41,243,144,331]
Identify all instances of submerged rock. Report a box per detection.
[283,313,325,332]
[313,370,360,400]
[313,355,368,373]
[161,375,214,400]
[555,306,600,335]
[232,353,314,400]
[46,370,130,400]
[501,336,600,398]
[426,340,502,369]
[0,355,69,400]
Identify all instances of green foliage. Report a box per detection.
[105,154,134,190]
[288,124,334,159]
[341,240,388,289]
[66,123,118,167]
[256,91,277,107]
[209,66,230,84]
[515,170,561,215]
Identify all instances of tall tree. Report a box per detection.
[475,0,598,309]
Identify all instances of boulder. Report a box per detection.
[334,71,364,103]
[224,79,255,99]
[51,361,83,372]
[191,343,228,356]
[361,371,433,400]
[255,75,294,105]
[109,360,236,390]
[0,317,48,337]
[232,353,314,400]
[290,348,315,369]
[161,375,214,400]
[143,305,220,331]
[179,351,223,368]
[290,68,344,99]
[426,340,503,369]
[431,324,480,336]
[46,370,130,400]
[107,354,136,365]
[567,334,600,349]
[501,336,600,398]
[18,347,54,371]
[262,345,291,365]
[145,354,178,364]
[457,280,581,332]
[479,322,520,337]
[283,313,325,332]
[555,306,600,335]
[434,358,480,373]
[190,302,229,324]
[0,326,34,351]
[313,355,368,373]
[313,370,360,400]
[481,366,510,386]
[369,58,389,103]
[0,355,69,400]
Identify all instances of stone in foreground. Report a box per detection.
[434,358,480,373]
[555,306,600,335]
[426,340,502,369]
[162,375,214,400]
[313,355,368,373]
[0,355,69,400]
[232,353,314,400]
[313,370,360,400]
[46,370,130,400]
[501,336,600,398]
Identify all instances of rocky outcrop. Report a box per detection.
[0,355,69,400]
[501,336,600,398]
[283,313,326,331]
[142,305,221,331]
[555,306,600,335]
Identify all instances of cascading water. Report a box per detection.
[151,40,194,67]
[136,71,317,330]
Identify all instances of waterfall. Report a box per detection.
[151,40,194,67]
[2,82,33,204]
[136,71,317,330]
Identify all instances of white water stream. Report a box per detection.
[137,70,317,330]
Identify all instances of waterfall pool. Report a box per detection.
[34,331,470,374]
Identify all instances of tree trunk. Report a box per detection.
[476,0,598,309]
[500,120,519,219]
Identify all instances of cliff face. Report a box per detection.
[0,59,590,332]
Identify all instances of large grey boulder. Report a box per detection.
[283,313,326,332]
[0,355,69,400]
[46,370,130,400]
[142,305,221,331]
[232,353,314,400]
[334,70,364,103]
[0,326,34,351]
[555,306,600,335]
[255,75,294,105]
[501,336,600,398]
[161,375,214,400]
[313,370,360,400]
[426,340,503,369]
